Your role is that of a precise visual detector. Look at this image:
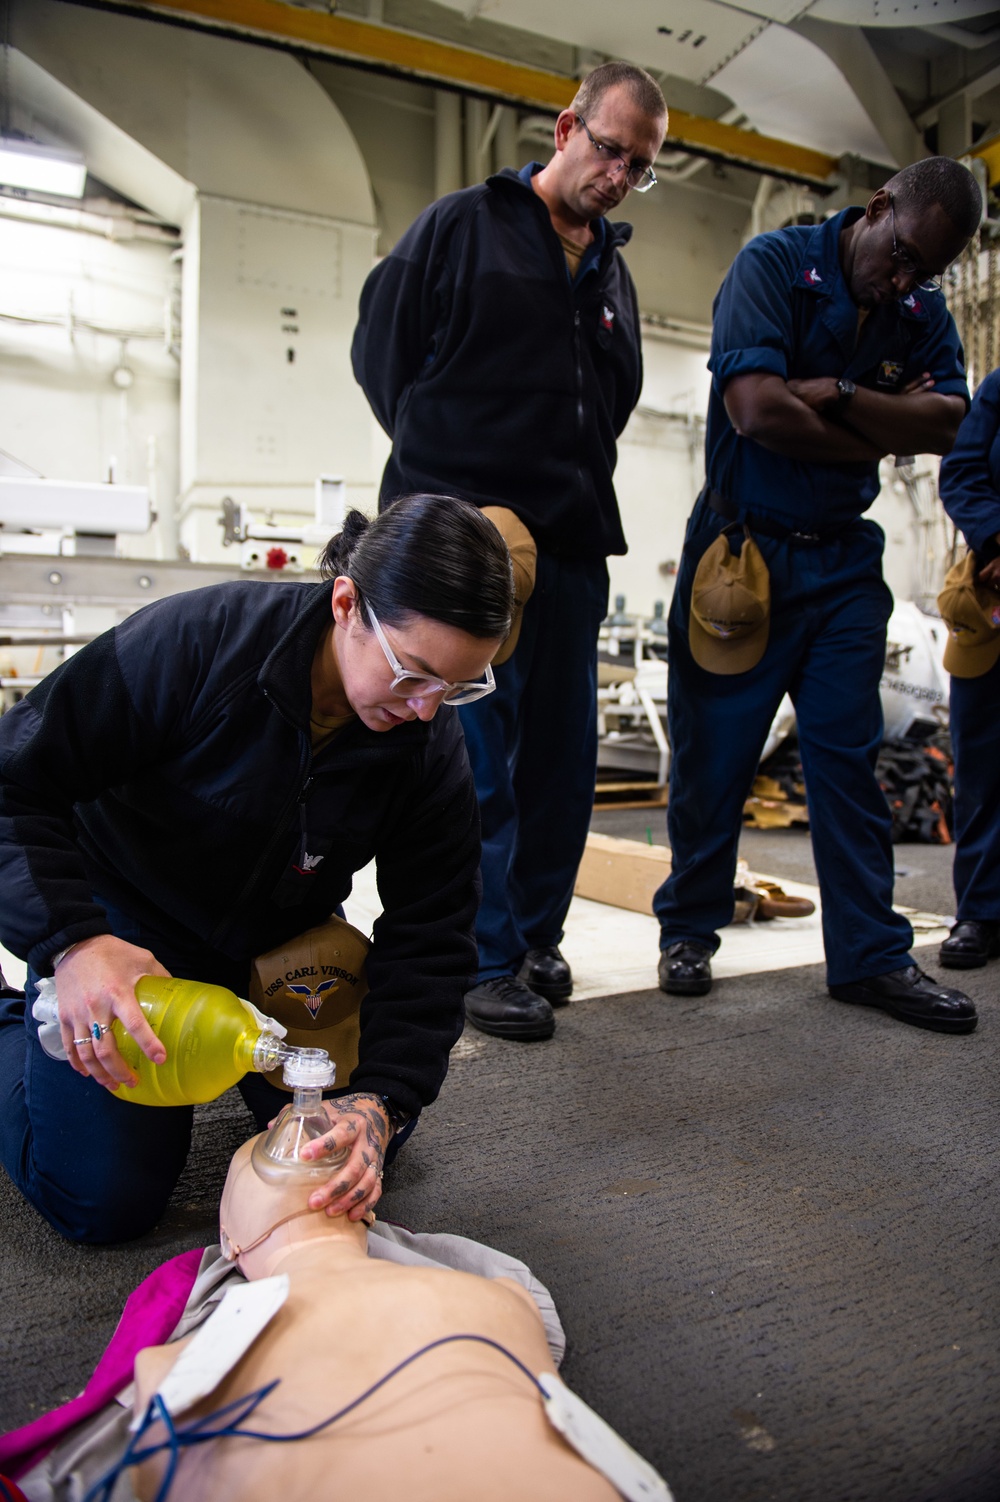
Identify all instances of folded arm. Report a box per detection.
[785,374,965,456]
[723,372,885,464]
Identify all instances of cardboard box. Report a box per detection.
[574,832,671,914]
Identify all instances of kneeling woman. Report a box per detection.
[0,494,512,1243]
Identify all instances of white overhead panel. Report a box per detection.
[710,24,899,163]
[809,0,994,23]
[11,1,375,226]
[5,50,193,226]
[713,1,812,19]
[716,0,992,22]
[438,0,919,168]
[441,1,767,85]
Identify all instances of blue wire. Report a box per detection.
[83,1332,546,1502]
[150,1397,179,1502]
[221,1334,546,1444]
[81,1396,162,1502]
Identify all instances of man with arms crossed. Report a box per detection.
[655,158,981,1035]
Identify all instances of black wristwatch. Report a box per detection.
[836,377,857,409]
[378,1095,412,1136]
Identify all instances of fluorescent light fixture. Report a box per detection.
[0,137,87,198]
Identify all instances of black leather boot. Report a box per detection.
[519,946,572,1004]
[940,919,1000,970]
[465,975,556,1040]
[658,941,712,996]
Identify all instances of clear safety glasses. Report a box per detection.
[366,603,496,706]
[576,115,657,193]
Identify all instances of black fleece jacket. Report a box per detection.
[351,166,642,561]
[0,581,482,1119]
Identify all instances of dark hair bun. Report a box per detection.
[318,509,371,578]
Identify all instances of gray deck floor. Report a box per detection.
[2,826,998,1502]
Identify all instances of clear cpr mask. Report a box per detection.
[222,1047,350,1263]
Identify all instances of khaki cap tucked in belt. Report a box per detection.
[689,527,770,675]
[938,551,1000,679]
[481,506,537,665]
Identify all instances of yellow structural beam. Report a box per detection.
[84,0,840,185]
[665,107,835,184]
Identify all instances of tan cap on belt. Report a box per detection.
[938,551,1000,678]
[481,506,537,666]
[689,529,770,675]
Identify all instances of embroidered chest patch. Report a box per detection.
[877,359,904,387]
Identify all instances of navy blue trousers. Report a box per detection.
[654,493,913,987]
[459,551,609,980]
[950,653,1000,920]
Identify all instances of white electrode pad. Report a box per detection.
[539,1371,674,1501]
[137,1274,290,1425]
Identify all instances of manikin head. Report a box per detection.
[220,1135,367,1280]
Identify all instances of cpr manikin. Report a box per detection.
[131,1134,623,1502]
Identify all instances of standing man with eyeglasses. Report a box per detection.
[655,157,985,1035]
[353,63,668,1041]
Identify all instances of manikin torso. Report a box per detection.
[132,1139,619,1502]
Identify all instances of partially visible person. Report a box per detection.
[0,494,512,1243]
[936,369,1000,968]
[654,157,983,1035]
[352,62,668,1041]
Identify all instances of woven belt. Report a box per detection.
[707,490,839,545]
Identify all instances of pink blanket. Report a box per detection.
[0,1248,202,1481]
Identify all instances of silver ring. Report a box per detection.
[90,1022,111,1043]
[72,1035,92,1047]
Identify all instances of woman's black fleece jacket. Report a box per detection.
[0,580,482,1120]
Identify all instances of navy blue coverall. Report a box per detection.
[653,208,969,985]
[938,368,1000,924]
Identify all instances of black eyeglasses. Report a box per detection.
[888,194,943,293]
[576,116,657,194]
